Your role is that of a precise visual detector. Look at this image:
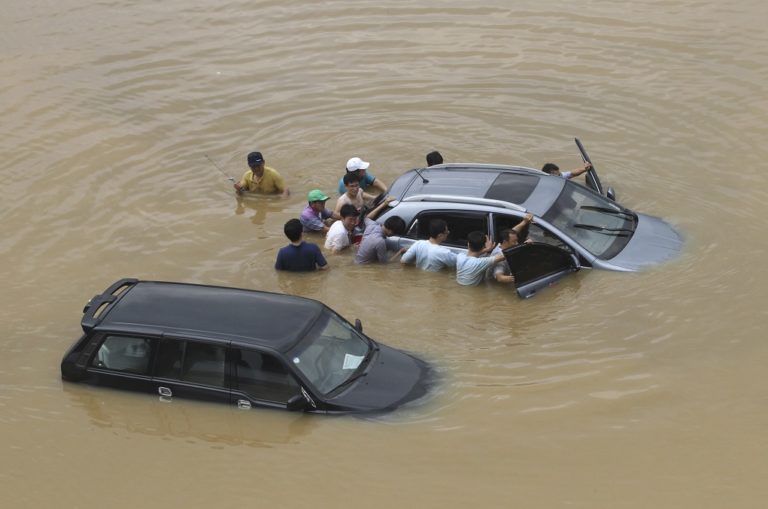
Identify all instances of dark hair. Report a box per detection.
[426,151,443,166]
[343,172,361,186]
[499,228,518,244]
[467,231,487,251]
[541,163,559,174]
[284,218,303,242]
[429,218,448,238]
[339,204,358,218]
[383,216,406,236]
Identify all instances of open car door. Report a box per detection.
[504,243,580,299]
[575,138,616,201]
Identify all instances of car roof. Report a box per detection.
[389,163,566,216]
[87,280,324,351]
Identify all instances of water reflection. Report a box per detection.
[63,385,316,449]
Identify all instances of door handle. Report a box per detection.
[158,386,172,397]
[237,399,252,410]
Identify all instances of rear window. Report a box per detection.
[484,173,539,204]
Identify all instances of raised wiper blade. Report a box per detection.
[573,223,631,236]
[580,205,634,220]
[331,369,368,393]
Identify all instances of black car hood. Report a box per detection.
[324,344,432,413]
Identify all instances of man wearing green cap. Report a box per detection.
[300,189,340,234]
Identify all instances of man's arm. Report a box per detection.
[315,246,329,270]
[568,162,592,178]
[370,178,388,194]
[366,196,395,220]
[400,243,416,264]
[513,213,534,235]
[234,171,249,195]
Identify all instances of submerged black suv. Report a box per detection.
[61,279,432,414]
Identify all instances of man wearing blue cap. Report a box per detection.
[234,151,290,198]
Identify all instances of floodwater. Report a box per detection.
[2,0,767,507]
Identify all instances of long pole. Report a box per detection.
[204,154,235,182]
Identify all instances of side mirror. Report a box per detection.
[354,318,363,333]
[286,393,309,412]
[606,187,616,201]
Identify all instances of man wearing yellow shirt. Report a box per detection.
[234,151,290,198]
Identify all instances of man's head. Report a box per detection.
[498,228,519,250]
[541,163,560,176]
[343,172,361,196]
[429,219,449,242]
[426,151,443,167]
[248,151,266,177]
[382,216,406,237]
[284,218,303,243]
[307,189,330,212]
[339,204,359,231]
[346,157,370,178]
[467,231,488,252]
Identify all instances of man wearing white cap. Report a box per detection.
[336,156,388,195]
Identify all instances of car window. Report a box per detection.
[493,214,570,251]
[543,182,635,259]
[484,173,539,204]
[406,211,488,248]
[154,339,227,388]
[91,335,153,375]
[234,349,300,403]
[288,312,371,396]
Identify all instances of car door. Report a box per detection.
[503,243,580,299]
[151,338,231,404]
[85,333,158,394]
[230,347,307,411]
[399,210,489,255]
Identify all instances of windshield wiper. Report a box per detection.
[573,223,631,236]
[329,345,377,393]
[580,205,635,220]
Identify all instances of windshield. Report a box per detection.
[542,182,636,259]
[287,311,372,396]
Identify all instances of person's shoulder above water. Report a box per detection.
[276,219,328,272]
[336,155,387,195]
[234,150,290,198]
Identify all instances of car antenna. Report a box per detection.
[413,167,429,184]
[204,154,235,182]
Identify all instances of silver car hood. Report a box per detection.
[599,213,684,271]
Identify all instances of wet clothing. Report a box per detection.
[355,219,388,264]
[400,240,457,271]
[300,205,333,232]
[456,253,498,286]
[325,220,351,251]
[337,173,377,194]
[237,166,285,193]
[275,242,327,272]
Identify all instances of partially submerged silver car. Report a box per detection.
[378,142,683,298]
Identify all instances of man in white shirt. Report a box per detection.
[324,204,359,254]
[400,219,457,271]
[541,162,592,180]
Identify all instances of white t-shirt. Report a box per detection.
[400,240,457,271]
[456,253,497,286]
[324,220,351,251]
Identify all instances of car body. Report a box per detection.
[61,279,433,414]
[378,161,683,298]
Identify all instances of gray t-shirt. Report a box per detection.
[355,219,388,264]
[456,253,498,286]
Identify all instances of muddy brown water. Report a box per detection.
[2,1,768,507]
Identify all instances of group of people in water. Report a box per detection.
[237,149,591,286]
